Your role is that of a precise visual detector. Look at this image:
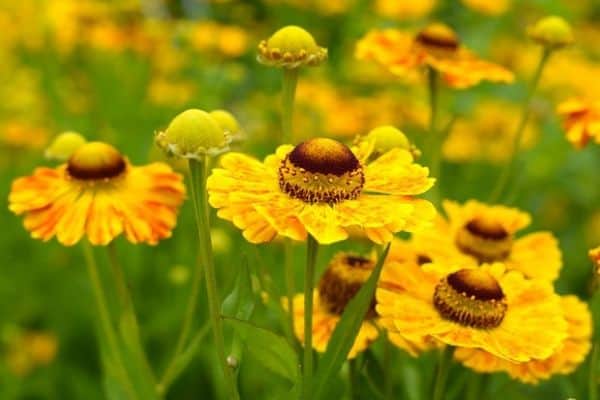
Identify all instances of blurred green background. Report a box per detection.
[1,0,600,399]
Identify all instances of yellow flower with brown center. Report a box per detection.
[292,252,379,358]
[8,141,185,246]
[412,200,562,281]
[557,98,600,149]
[257,25,327,69]
[355,23,514,89]
[207,137,435,244]
[377,262,567,362]
[454,295,591,383]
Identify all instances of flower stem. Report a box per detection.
[489,48,551,203]
[383,338,393,399]
[284,240,297,346]
[188,158,239,400]
[590,343,599,400]
[82,242,137,400]
[303,235,319,399]
[432,346,453,400]
[281,68,299,144]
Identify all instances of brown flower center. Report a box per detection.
[415,23,460,53]
[318,254,376,318]
[433,269,507,329]
[67,142,126,180]
[455,218,513,263]
[278,138,364,204]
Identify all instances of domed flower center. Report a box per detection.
[278,138,364,204]
[415,23,460,53]
[67,142,126,180]
[433,269,507,329]
[318,253,376,318]
[455,218,513,263]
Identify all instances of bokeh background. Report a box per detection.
[2,0,600,399]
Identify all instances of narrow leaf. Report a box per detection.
[312,243,391,399]
[224,317,298,382]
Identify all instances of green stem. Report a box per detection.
[383,338,393,400]
[188,158,239,400]
[303,235,319,399]
[284,240,297,345]
[425,67,441,206]
[349,358,359,400]
[432,346,453,400]
[82,242,138,400]
[591,343,599,400]
[489,48,552,203]
[281,68,299,144]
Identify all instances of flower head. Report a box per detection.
[354,125,420,161]
[455,295,591,383]
[207,137,435,244]
[355,24,514,89]
[257,25,327,69]
[209,109,244,142]
[411,200,562,281]
[9,141,185,246]
[155,109,231,159]
[528,16,574,50]
[557,98,600,149]
[377,262,567,362]
[44,131,87,161]
[292,252,380,358]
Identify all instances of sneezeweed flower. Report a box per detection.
[455,295,591,384]
[209,109,244,143]
[8,141,185,246]
[155,109,231,159]
[557,98,600,149]
[207,137,436,244]
[527,16,574,50]
[44,131,86,161]
[257,25,327,69]
[377,262,567,362]
[412,200,562,281]
[461,0,511,15]
[374,0,436,20]
[590,247,600,276]
[355,23,514,88]
[5,330,58,377]
[292,252,379,358]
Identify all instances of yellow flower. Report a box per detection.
[8,141,185,246]
[557,98,600,149]
[442,100,539,164]
[355,24,514,89]
[257,25,327,69]
[207,137,435,244]
[5,330,58,377]
[374,0,436,20]
[590,247,600,275]
[292,252,380,358]
[377,262,567,362]
[461,0,511,15]
[455,295,591,383]
[527,16,574,50]
[412,200,562,281]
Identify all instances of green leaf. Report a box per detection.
[224,317,299,383]
[311,243,391,399]
[221,253,254,320]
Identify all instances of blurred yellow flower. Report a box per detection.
[208,138,435,244]
[374,0,436,20]
[377,262,567,362]
[455,295,591,384]
[461,0,511,15]
[590,247,600,275]
[189,21,250,58]
[443,101,539,163]
[292,252,379,358]
[412,200,562,282]
[355,24,514,89]
[557,97,600,149]
[9,142,185,246]
[147,78,196,107]
[0,121,48,150]
[5,330,58,377]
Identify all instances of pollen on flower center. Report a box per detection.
[278,138,365,204]
[415,23,460,52]
[318,253,376,318]
[455,218,513,263]
[433,269,507,329]
[67,142,126,180]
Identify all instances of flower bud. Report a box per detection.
[209,109,244,142]
[527,16,574,49]
[356,125,420,160]
[156,109,231,159]
[44,131,87,161]
[257,25,327,68]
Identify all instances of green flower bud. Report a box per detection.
[44,131,87,161]
[527,16,574,49]
[257,25,327,69]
